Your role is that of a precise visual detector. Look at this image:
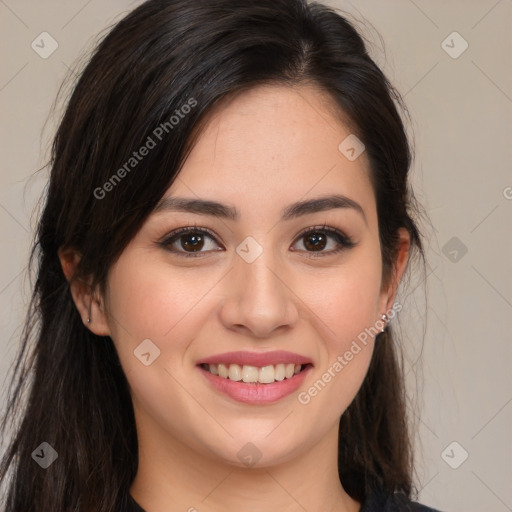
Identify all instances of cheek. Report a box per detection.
[294,265,381,416]
[104,258,220,433]
[104,255,215,374]
[300,252,383,344]
[294,249,382,395]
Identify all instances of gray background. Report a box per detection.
[1,1,511,511]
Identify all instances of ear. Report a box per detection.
[58,247,111,337]
[379,228,410,314]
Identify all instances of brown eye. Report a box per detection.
[160,227,222,258]
[303,232,328,251]
[291,225,356,256]
[179,232,205,252]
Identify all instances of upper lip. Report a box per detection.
[196,350,313,367]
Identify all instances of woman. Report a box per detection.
[0,1,444,511]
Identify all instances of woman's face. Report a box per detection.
[99,84,403,468]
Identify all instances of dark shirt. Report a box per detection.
[127,486,443,511]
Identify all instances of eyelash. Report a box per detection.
[158,224,356,259]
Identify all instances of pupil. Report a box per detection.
[305,232,326,251]
[182,233,204,252]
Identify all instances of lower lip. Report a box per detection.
[198,365,313,404]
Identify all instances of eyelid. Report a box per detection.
[161,225,220,243]
[293,224,354,244]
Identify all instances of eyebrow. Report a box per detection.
[153,194,367,224]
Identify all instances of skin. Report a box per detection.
[60,84,410,512]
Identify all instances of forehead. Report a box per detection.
[165,84,376,224]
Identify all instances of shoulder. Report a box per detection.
[361,486,445,512]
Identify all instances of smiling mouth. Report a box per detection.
[199,362,313,384]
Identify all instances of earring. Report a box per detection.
[380,313,388,333]
[87,303,92,324]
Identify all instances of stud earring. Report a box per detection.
[380,313,388,333]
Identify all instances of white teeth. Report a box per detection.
[274,363,285,381]
[259,365,275,384]
[204,362,305,383]
[218,363,229,378]
[242,365,259,383]
[228,364,242,381]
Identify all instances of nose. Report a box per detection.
[218,249,299,338]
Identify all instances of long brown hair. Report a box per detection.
[0,1,425,510]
